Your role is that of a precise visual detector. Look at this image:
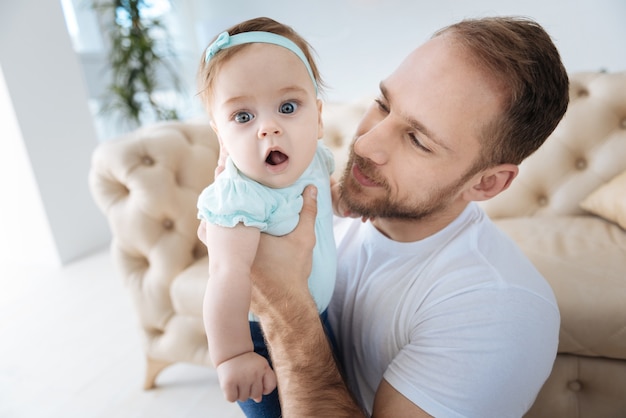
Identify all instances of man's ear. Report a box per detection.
[463,164,519,201]
[316,99,324,139]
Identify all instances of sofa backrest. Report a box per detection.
[89,121,220,312]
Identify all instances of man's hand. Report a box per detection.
[245,184,365,417]
[196,185,319,317]
[198,186,365,416]
[250,185,318,318]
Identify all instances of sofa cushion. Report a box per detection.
[580,169,626,230]
[494,216,626,361]
[171,257,209,317]
[525,354,626,417]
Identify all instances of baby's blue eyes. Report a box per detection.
[233,101,298,123]
[280,101,297,114]
[235,111,253,123]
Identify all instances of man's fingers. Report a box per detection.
[249,186,318,316]
[296,185,318,240]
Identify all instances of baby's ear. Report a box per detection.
[209,120,218,135]
[209,121,226,152]
[317,99,324,139]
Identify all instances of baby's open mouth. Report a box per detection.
[266,150,288,166]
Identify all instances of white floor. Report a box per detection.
[0,249,244,418]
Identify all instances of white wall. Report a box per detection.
[184,0,626,102]
[0,68,59,268]
[0,0,110,266]
[73,0,626,122]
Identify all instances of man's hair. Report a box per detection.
[197,17,323,108]
[435,16,570,166]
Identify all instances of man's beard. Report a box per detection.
[339,149,480,221]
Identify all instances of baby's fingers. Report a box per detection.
[249,379,265,403]
[263,368,277,396]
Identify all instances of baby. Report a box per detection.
[196,17,337,418]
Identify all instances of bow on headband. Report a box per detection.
[204,30,318,94]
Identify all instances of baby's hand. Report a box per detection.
[216,352,277,403]
[331,178,372,222]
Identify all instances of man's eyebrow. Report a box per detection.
[379,82,452,152]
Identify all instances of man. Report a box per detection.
[202,16,569,417]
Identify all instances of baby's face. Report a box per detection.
[209,43,322,189]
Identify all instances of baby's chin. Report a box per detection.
[259,167,307,190]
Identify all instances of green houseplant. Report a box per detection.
[92,0,181,127]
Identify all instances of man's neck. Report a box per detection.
[371,201,470,242]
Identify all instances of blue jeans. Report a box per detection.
[237,309,335,418]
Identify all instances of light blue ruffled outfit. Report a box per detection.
[197,140,337,319]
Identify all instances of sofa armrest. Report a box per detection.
[89,120,219,331]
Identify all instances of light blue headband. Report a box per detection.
[204,31,318,94]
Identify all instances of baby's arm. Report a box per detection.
[203,222,277,402]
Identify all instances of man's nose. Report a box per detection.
[353,119,390,165]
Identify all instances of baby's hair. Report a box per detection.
[197,17,324,108]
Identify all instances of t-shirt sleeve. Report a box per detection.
[197,176,272,231]
[383,286,559,418]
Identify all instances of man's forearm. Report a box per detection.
[259,290,365,417]
[248,186,363,416]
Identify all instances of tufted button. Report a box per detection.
[162,219,174,230]
[575,158,587,170]
[537,195,549,207]
[333,133,343,147]
[147,326,165,337]
[576,88,589,98]
[142,156,154,166]
[193,244,208,260]
[567,380,582,392]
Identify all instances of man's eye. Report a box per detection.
[375,98,389,114]
[280,101,298,114]
[409,133,431,153]
[235,111,254,123]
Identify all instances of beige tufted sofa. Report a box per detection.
[89,71,626,417]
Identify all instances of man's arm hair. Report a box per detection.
[250,185,365,417]
[259,293,365,417]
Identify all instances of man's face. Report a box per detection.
[340,35,503,220]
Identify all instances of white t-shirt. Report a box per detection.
[329,202,560,418]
